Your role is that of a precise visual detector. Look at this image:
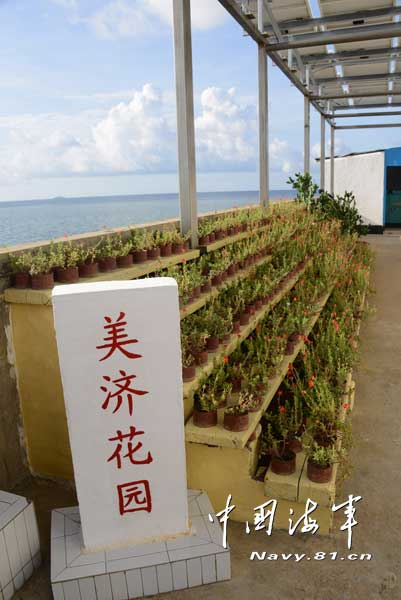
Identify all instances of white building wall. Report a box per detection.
[324,151,385,226]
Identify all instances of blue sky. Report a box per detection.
[0,0,400,201]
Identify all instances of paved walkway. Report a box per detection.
[14,235,401,600]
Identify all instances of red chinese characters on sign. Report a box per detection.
[108,426,153,469]
[117,480,152,515]
[100,370,148,416]
[97,312,142,361]
[96,311,153,516]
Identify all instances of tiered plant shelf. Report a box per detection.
[185,285,334,448]
[264,368,357,507]
[179,255,273,320]
[182,260,310,407]
[4,249,200,306]
[199,223,270,254]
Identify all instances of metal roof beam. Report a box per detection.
[265,23,401,51]
[331,111,401,118]
[332,102,401,110]
[335,123,401,129]
[316,72,401,85]
[311,91,395,100]
[263,6,401,33]
[303,46,401,65]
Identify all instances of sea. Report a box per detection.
[0,190,295,248]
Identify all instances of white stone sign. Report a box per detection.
[53,278,189,552]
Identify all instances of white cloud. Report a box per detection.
[74,0,228,38]
[195,87,257,170]
[0,84,303,182]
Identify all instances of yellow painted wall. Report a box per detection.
[10,304,74,479]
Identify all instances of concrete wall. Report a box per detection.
[0,301,27,489]
[325,152,385,226]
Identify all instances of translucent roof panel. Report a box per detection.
[229,0,401,112]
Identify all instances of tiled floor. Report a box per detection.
[0,491,41,600]
[51,491,230,599]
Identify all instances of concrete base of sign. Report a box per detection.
[0,491,41,600]
[51,490,230,599]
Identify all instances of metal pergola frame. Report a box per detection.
[172,0,401,240]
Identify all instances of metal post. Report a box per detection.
[258,46,269,207]
[173,0,198,248]
[304,97,310,174]
[257,0,269,206]
[320,114,325,191]
[330,125,335,195]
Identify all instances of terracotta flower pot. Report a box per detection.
[255,299,263,311]
[201,281,212,293]
[221,332,231,343]
[182,365,196,382]
[270,451,296,476]
[31,272,54,290]
[117,254,133,268]
[239,312,250,326]
[160,243,172,257]
[233,320,241,333]
[193,408,217,428]
[230,377,242,393]
[148,247,161,260]
[215,230,225,240]
[206,336,219,352]
[211,274,222,286]
[199,235,210,245]
[13,272,30,289]
[307,459,333,483]
[209,232,216,242]
[288,437,303,454]
[285,340,296,355]
[132,250,148,263]
[56,266,79,283]
[224,411,249,432]
[99,257,117,272]
[172,242,184,254]
[227,227,236,236]
[192,350,208,366]
[79,262,99,278]
[192,286,201,298]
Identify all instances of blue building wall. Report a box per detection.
[383,147,401,224]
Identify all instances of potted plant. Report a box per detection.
[181,322,209,366]
[198,221,212,246]
[224,400,249,432]
[156,230,173,257]
[263,409,297,476]
[78,243,99,278]
[53,241,80,283]
[305,443,343,484]
[147,231,162,259]
[29,248,55,289]
[115,236,133,268]
[130,230,149,263]
[201,306,227,352]
[97,236,118,271]
[193,381,220,428]
[181,337,197,382]
[8,251,32,288]
[170,230,186,254]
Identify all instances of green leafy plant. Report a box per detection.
[8,251,32,274]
